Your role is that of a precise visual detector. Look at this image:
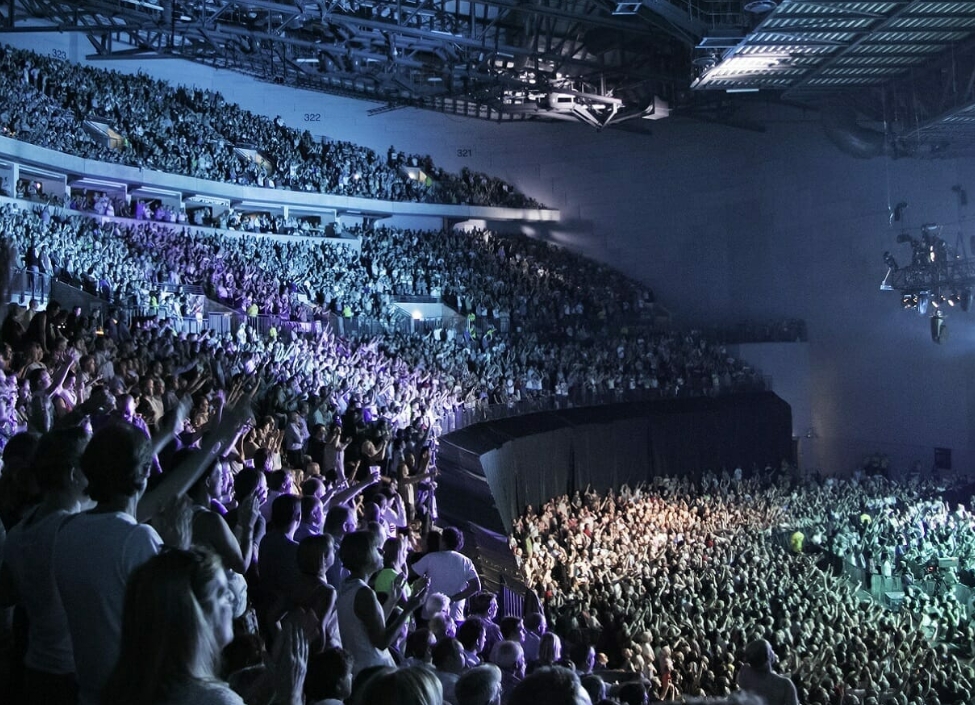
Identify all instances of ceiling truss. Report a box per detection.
[691,1,975,156]
[0,0,707,126]
[5,0,975,148]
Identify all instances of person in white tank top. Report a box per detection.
[335,530,429,676]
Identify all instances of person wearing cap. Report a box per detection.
[737,638,799,705]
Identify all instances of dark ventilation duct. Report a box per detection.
[822,105,887,159]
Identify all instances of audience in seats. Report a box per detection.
[0,198,764,445]
[0,46,543,209]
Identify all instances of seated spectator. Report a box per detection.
[423,592,452,623]
[457,616,488,668]
[467,592,503,660]
[615,681,647,705]
[490,640,526,704]
[305,647,354,705]
[508,666,590,705]
[352,664,444,705]
[429,612,457,642]
[402,627,436,667]
[490,617,527,663]
[523,613,546,663]
[455,664,503,705]
[579,675,607,704]
[531,633,562,672]
[432,637,468,703]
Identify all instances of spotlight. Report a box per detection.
[918,292,930,315]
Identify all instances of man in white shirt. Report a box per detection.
[53,423,162,705]
[411,526,481,622]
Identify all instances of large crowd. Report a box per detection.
[0,351,728,705]
[512,471,975,705]
[0,45,543,209]
[0,167,772,705]
[0,43,847,705]
[0,201,761,447]
[3,366,972,705]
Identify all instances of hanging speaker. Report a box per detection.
[931,314,948,344]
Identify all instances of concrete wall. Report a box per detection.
[8,33,975,476]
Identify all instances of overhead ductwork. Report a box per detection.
[822,106,887,159]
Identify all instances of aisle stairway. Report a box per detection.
[464,522,530,617]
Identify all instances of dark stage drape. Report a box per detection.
[436,392,793,532]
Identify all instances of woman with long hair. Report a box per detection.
[532,633,562,672]
[102,548,241,705]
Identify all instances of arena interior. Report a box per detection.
[2,2,975,704]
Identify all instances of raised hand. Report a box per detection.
[238,490,261,531]
[271,612,309,705]
[408,574,430,609]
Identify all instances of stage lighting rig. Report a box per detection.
[882,224,975,342]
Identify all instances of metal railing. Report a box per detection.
[8,268,53,303]
[435,376,768,435]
